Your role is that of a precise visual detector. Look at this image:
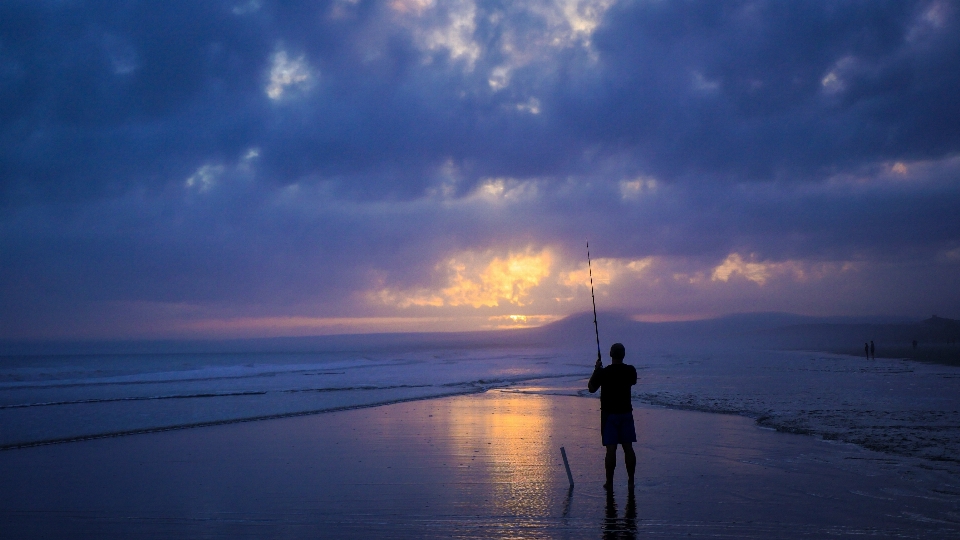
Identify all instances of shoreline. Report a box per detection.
[0,386,492,451]
[810,346,960,368]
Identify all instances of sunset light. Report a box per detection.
[374,249,553,309]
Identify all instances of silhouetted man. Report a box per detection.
[870,340,875,359]
[864,343,869,358]
[588,343,638,490]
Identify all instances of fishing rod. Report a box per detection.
[587,241,601,364]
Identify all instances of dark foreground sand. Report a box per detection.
[2,390,958,539]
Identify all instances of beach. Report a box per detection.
[3,388,959,539]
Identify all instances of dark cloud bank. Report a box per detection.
[1,0,959,338]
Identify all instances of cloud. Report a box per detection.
[710,254,801,285]
[185,164,225,192]
[467,177,540,204]
[266,50,312,99]
[373,248,553,308]
[618,176,658,200]
[1,1,960,338]
[559,257,652,291]
[184,147,259,193]
[404,0,482,69]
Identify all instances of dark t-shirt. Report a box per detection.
[588,362,637,414]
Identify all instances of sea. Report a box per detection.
[3,326,960,515]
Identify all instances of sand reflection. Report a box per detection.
[438,391,557,519]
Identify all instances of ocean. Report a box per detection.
[3,335,959,468]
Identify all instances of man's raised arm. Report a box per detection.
[588,359,602,393]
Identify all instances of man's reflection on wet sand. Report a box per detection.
[603,488,637,539]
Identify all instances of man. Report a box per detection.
[588,342,638,490]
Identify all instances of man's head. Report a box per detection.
[609,343,625,363]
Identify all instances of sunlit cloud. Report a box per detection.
[396,0,615,81]
[820,72,842,93]
[515,97,542,114]
[489,66,510,90]
[821,56,856,95]
[498,0,615,75]
[619,176,658,199]
[373,248,553,308]
[184,164,224,192]
[266,50,312,100]
[469,178,540,203]
[907,1,949,42]
[559,257,653,290]
[398,0,482,68]
[711,253,806,285]
[390,0,434,15]
[571,0,614,35]
[184,148,259,193]
[815,155,960,189]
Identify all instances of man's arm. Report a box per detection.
[587,359,603,393]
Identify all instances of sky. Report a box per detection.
[2,0,960,340]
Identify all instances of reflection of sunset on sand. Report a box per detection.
[441,393,555,518]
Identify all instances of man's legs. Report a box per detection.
[622,442,636,487]
[604,444,617,489]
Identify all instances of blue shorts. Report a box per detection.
[601,412,637,446]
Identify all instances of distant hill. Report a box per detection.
[0,311,824,357]
[2,313,957,365]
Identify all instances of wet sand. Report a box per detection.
[1,390,958,538]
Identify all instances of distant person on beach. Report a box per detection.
[913,340,918,350]
[870,341,875,359]
[588,343,638,490]
[865,343,869,358]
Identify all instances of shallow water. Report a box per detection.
[3,342,960,463]
[0,346,582,448]
[626,347,960,469]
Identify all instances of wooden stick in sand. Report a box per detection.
[561,446,575,487]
